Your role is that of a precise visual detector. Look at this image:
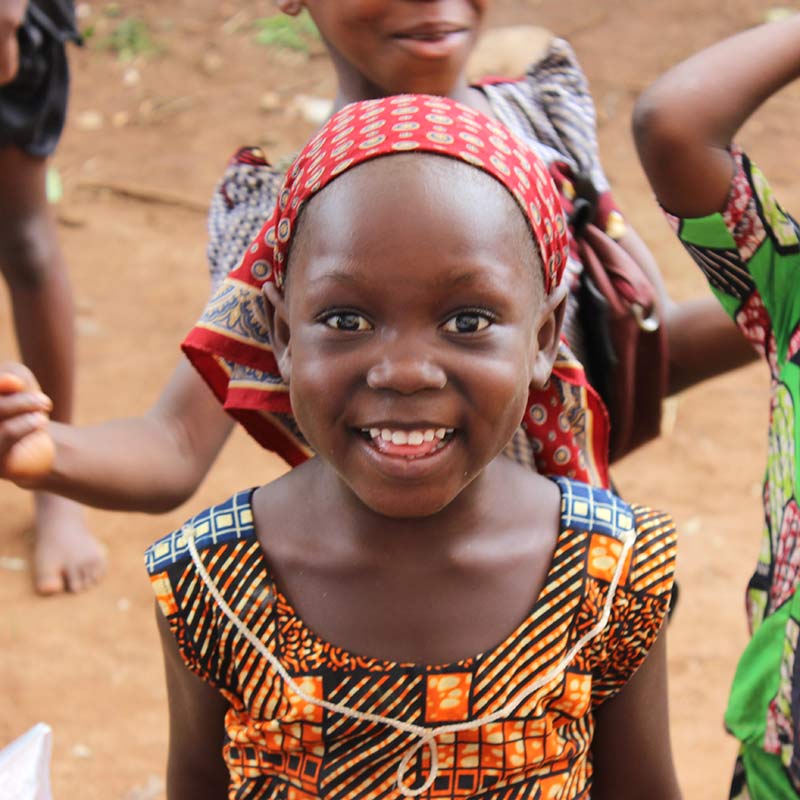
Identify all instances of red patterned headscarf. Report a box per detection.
[183,95,609,486]
[262,95,567,294]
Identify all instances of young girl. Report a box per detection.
[0,2,755,524]
[147,96,680,799]
[633,15,800,799]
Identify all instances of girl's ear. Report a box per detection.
[274,0,305,16]
[263,282,292,384]
[530,282,568,390]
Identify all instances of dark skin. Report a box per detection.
[0,0,23,83]
[158,607,230,799]
[0,0,105,594]
[633,20,800,382]
[634,15,800,219]
[0,0,752,518]
[159,156,681,799]
[297,0,490,106]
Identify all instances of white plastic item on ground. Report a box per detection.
[0,723,54,800]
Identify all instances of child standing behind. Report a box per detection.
[634,16,800,799]
[0,2,754,522]
[0,0,103,594]
[147,97,680,799]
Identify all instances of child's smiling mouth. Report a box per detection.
[390,25,469,58]
[358,426,455,459]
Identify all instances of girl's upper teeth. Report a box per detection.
[369,427,452,444]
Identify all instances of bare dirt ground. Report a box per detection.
[0,1,795,797]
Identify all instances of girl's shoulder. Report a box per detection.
[551,478,677,703]
[145,488,271,692]
[552,476,677,602]
[552,476,638,539]
[475,37,607,189]
[473,35,585,90]
[475,37,590,120]
[144,487,258,578]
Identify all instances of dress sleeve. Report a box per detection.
[665,145,800,374]
[205,147,286,293]
[586,506,677,706]
[145,517,231,692]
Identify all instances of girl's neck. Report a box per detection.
[301,454,547,555]
[330,71,493,118]
[251,454,562,666]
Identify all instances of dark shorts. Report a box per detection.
[0,8,78,158]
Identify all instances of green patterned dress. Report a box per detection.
[667,145,800,798]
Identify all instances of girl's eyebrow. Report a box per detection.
[307,266,515,291]
[307,271,359,285]
[435,269,498,287]
[428,262,528,291]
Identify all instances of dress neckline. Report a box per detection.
[233,476,579,672]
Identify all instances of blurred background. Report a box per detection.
[0,1,793,797]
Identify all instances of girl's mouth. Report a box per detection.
[359,426,455,459]
[390,28,469,59]
[397,31,460,41]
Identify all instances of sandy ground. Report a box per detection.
[0,0,795,797]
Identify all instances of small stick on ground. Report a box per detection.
[76,179,208,213]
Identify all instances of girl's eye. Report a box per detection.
[442,311,493,334]
[322,312,372,332]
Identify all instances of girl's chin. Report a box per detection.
[354,492,456,520]
[345,477,465,521]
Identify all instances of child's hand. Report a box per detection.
[0,0,26,85]
[0,363,55,485]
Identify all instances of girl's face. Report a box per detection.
[269,156,563,520]
[281,0,490,100]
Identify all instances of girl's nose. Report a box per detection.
[366,351,447,394]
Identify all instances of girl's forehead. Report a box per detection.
[288,155,539,291]
[301,153,531,237]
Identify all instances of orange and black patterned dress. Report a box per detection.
[146,477,676,799]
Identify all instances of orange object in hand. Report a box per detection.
[0,373,55,481]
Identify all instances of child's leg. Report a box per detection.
[0,145,105,594]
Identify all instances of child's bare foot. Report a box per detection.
[32,492,106,595]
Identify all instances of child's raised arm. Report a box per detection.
[591,626,682,800]
[633,16,800,218]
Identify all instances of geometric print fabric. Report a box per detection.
[668,146,800,794]
[146,477,676,798]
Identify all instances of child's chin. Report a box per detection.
[354,485,459,520]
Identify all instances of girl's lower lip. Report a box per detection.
[369,434,444,459]
[390,30,469,60]
[357,432,456,478]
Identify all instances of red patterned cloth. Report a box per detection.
[183,94,610,487]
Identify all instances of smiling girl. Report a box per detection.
[0,1,753,535]
[146,96,680,800]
